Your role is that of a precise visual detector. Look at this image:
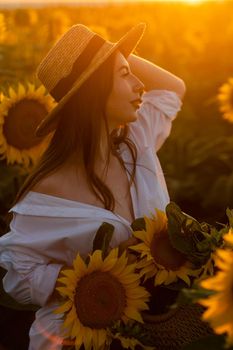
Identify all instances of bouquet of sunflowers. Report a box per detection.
[54,202,233,350]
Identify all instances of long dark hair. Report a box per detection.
[14,50,138,211]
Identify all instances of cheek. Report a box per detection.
[106,80,131,118]
[106,94,124,115]
[111,78,129,101]
[107,98,129,117]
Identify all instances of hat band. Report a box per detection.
[50,34,106,102]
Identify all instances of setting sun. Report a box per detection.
[183,0,203,3]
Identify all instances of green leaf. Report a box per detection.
[226,208,233,228]
[166,202,200,254]
[209,226,225,247]
[111,319,155,346]
[92,222,114,259]
[166,202,216,267]
[131,217,146,231]
[173,285,216,308]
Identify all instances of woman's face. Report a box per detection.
[105,50,145,129]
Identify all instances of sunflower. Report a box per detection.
[198,244,233,347]
[195,228,233,282]
[130,209,200,287]
[217,77,233,123]
[0,82,56,167]
[54,248,150,350]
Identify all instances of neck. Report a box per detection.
[95,126,123,181]
[97,123,122,161]
[64,124,121,174]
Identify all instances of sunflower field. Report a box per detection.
[0,1,233,349]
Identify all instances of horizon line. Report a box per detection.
[0,0,224,9]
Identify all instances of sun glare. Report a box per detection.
[164,0,203,3]
[146,0,219,3]
[137,0,215,4]
[184,0,203,3]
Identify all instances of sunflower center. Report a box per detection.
[150,229,186,270]
[75,271,126,329]
[3,99,47,149]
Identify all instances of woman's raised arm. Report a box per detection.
[128,53,186,99]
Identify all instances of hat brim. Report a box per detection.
[35,22,146,137]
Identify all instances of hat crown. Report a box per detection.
[36,24,98,93]
[35,22,146,137]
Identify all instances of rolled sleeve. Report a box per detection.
[0,212,64,307]
[28,263,62,306]
[130,89,182,152]
[1,251,63,306]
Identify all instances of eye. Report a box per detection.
[122,71,130,77]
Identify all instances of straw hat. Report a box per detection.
[35,22,146,137]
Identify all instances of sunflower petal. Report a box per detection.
[36,85,46,95]
[18,82,26,97]
[176,271,191,286]
[126,287,150,300]
[69,320,81,340]
[73,254,87,276]
[56,286,74,298]
[83,327,93,350]
[124,306,143,323]
[61,269,77,282]
[88,250,103,273]
[154,269,169,285]
[8,87,17,99]
[53,299,73,315]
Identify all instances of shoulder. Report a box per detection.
[30,164,88,202]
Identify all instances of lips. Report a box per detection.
[130,98,142,108]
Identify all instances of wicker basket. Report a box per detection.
[62,284,214,350]
[109,303,213,350]
[139,302,213,350]
[62,303,213,350]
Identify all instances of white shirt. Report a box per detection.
[0,89,182,350]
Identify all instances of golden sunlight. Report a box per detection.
[132,0,223,3]
[183,0,209,3]
[0,0,225,4]
[149,0,216,3]
[184,0,203,3]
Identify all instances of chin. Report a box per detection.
[129,111,139,123]
[114,112,138,127]
[120,117,137,126]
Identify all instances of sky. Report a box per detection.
[0,0,225,4]
[0,0,226,9]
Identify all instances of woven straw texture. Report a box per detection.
[35,22,146,136]
[62,303,213,350]
[140,303,214,350]
[37,25,94,92]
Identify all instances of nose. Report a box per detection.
[133,75,145,96]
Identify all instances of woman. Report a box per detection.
[0,23,185,349]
